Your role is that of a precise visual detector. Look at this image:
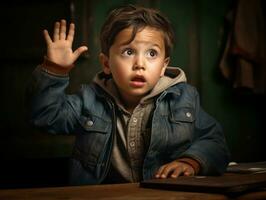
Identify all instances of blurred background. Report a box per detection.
[0,0,265,188]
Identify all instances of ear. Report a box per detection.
[99,53,111,75]
[160,57,170,76]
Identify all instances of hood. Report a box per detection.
[93,66,186,106]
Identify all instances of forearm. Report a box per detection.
[180,125,230,175]
[26,65,78,134]
[183,89,231,175]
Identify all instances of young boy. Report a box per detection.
[27,5,230,185]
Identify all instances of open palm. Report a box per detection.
[43,19,88,69]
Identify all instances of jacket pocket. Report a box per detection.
[73,111,112,172]
[169,107,195,123]
[72,147,97,173]
[165,107,195,156]
[78,111,111,134]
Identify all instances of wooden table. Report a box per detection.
[0,183,265,200]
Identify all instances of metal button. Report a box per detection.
[132,117,138,123]
[85,120,94,127]
[186,112,192,118]
[130,141,135,147]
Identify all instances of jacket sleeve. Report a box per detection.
[26,66,83,134]
[179,88,230,175]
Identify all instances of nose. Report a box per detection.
[133,55,145,71]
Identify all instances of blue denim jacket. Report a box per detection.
[27,67,230,185]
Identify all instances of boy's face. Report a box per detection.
[100,26,169,106]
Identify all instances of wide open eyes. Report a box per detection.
[146,49,158,58]
[122,48,134,57]
[121,48,158,59]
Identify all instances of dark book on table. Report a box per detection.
[140,162,266,196]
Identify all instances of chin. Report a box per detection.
[130,89,151,97]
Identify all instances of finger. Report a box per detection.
[171,165,184,178]
[159,165,176,178]
[59,19,67,40]
[155,165,166,178]
[43,29,52,45]
[53,21,60,41]
[67,23,75,43]
[73,46,88,61]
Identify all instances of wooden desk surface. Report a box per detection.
[0,183,265,200]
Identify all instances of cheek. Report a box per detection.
[149,62,165,76]
[117,67,127,76]
[109,62,130,83]
[147,65,165,84]
[112,65,128,79]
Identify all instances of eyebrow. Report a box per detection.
[119,42,162,50]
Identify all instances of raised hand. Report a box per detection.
[43,19,88,70]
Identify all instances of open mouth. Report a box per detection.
[131,76,146,82]
[130,75,146,87]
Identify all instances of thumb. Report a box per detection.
[73,46,88,61]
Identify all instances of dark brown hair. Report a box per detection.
[100,5,174,57]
